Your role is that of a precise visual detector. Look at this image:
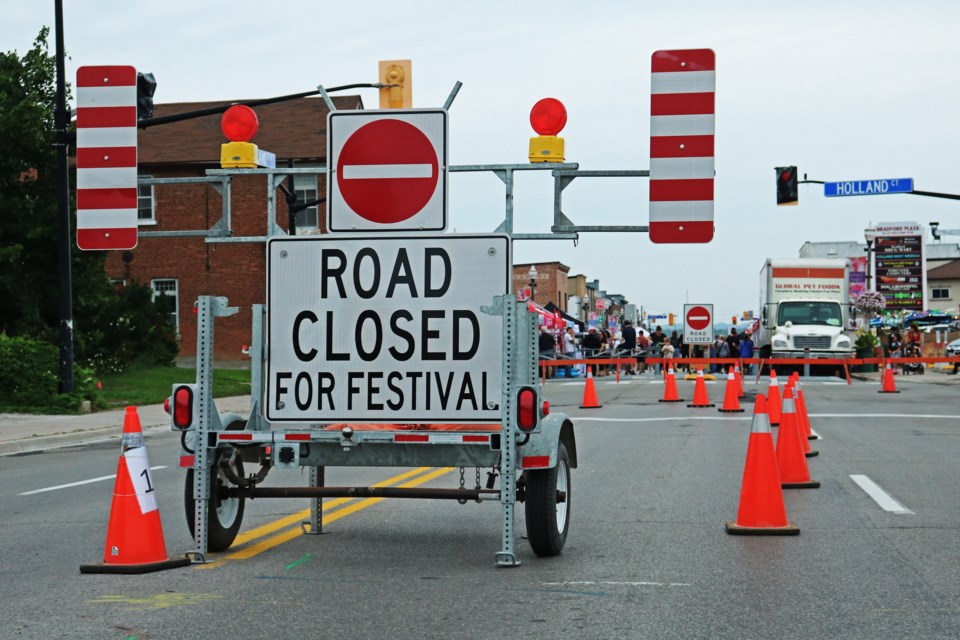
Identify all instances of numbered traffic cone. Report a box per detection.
[767,369,782,426]
[659,366,684,403]
[776,388,820,489]
[734,364,745,398]
[719,367,744,413]
[80,407,190,574]
[688,368,715,408]
[791,373,817,442]
[726,395,799,535]
[879,364,900,394]
[579,368,602,409]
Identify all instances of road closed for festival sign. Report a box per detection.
[266,234,510,423]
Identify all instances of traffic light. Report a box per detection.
[528,98,566,163]
[776,166,798,206]
[668,313,674,325]
[220,105,276,169]
[379,60,412,109]
[136,71,156,120]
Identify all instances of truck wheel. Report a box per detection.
[524,442,571,557]
[185,448,245,552]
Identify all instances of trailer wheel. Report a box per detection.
[185,448,245,552]
[524,441,571,557]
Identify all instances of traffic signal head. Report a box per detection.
[136,71,156,120]
[668,313,674,325]
[776,166,799,206]
[529,98,566,163]
[379,60,412,109]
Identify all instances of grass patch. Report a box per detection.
[98,366,251,407]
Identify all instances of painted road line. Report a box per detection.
[18,466,167,496]
[199,466,453,569]
[575,416,749,423]
[850,475,914,515]
[811,414,960,419]
[809,429,822,440]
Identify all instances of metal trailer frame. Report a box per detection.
[180,290,576,566]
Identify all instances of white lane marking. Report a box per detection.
[18,466,167,496]
[849,475,914,514]
[543,580,691,588]
[811,414,960,419]
[809,429,822,440]
[575,416,749,423]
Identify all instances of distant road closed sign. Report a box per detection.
[684,304,714,344]
[266,234,509,423]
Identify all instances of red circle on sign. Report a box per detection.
[337,119,439,224]
[686,306,711,330]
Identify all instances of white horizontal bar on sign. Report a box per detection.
[76,209,138,229]
[649,201,714,222]
[76,166,138,189]
[651,70,716,94]
[76,85,137,108]
[342,164,433,180]
[650,157,715,180]
[650,114,715,137]
[76,126,138,148]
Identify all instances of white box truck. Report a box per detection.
[755,259,854,359]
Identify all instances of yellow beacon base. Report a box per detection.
[529,135,565,163]
[221,141,259,169]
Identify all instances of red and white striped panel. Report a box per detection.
[76,65,138,250]
[649,49,715,244]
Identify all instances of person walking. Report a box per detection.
[636,329,651,374]
[620,320,637,375]
[539,326,557,379]
[740,329,755,374]
[581,327,603,376]
[562,326,577,378]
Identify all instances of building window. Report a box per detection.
[932,287,950,300]
[151,279,179,333]
[293,174,319,230]
[138,174,155,222]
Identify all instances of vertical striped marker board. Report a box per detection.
[75,65,138,250]
[649,49,715,244]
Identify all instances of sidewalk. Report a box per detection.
[0,395,251,456]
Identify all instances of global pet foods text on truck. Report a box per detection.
[754,259,854,359]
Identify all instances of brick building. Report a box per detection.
[105,96,363,362]
[512,262,570,310]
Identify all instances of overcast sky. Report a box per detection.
[5,1,960,322]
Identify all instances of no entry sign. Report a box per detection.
[684,303,714,344]
[327,110,447,232]
[266,234,509,423]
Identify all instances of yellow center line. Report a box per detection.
[198,466,453,569]
[229,466,432,547]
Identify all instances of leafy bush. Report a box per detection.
[0,334,102,411]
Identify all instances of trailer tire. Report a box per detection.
[524,441,571,557]
[185,449,245,552]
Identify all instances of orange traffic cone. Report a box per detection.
[776,388,820,489]
[688,368,715,408]
[726,395,799,535]
[80,407,190,574]
[791,373,818,442]
[579,368,603,409]
[785,379,817,457]
[879,364,900,394]
[767,369,782,426]
[659,366,684,403]
[734,364,745,398]
[719,367,744,413]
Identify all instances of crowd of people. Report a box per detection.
[538,321,757,378]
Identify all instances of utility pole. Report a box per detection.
[54,0,74,392]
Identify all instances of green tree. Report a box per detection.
[0,29,177,376]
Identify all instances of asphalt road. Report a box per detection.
[1,374,957,639]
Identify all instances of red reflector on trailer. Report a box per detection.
[462,435,490,443]
[394,434,430,443]
[220,433,253,441]
[179,455,195,468]
[522,455,550,469]
[284,433,311,441]
[542,401,550,416]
